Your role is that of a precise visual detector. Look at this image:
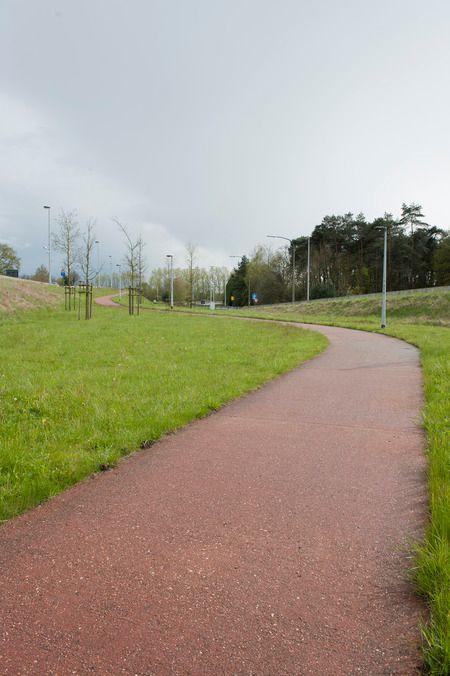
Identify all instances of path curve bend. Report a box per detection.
[0,316,426,674]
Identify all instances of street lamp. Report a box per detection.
[116,263,122,297]
[381,225,387,328]
[108,255,113,289]
[166,254,174,309]
[306,236,311,302]
[43,206,51,284]
[94,240,100,287]
[267,235,296,303]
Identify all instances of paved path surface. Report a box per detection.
[0,318,426,674]
[95,293,122,307]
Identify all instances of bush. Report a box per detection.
[310,283,337,299]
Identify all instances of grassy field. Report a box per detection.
[164,291,449,673]
[0,297,326,524]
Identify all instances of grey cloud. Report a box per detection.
[1,0,449,274]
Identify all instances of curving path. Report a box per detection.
[95,293,122,307]
[0,314,426,674]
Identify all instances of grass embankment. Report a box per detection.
[231,288,450,328]
[178,291,449,673]
[0,302,326,523]
[0,278,117,314]
[0,276,61,313]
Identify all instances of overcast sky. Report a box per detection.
[1,0,450,275]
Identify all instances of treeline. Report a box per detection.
[144,265,228,304]
[225,204,450,306]
[5,202,450,305]
[144,203,449,307]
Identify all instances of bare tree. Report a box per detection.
[79,220,97,285]
[137,235,147,289]
[114,218,138,287]
[149,267,164,300]
[208,266,228,297]
[185,242,198,307]
[53,210,80,285]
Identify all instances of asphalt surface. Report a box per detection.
[0,312,427,674]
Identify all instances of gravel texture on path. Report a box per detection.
[0,319,426,674]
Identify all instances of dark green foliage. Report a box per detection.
[434,236,450,285]
[300,207,445,296]
[310,282,336,299]
[399,202,428,234]
[277,205,447,302]
[0,243,20,273]
[227,256,250,306]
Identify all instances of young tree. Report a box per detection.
[136,235,147,289]
[32,265,49,282]
[114,219,138,287]
[52,210,80,285]
[79,220,97,285]
[0,243,20,273]
[186,242,198,307]
[208,266,229,302]
[148,267,164,300]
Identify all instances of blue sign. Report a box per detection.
[61,270,66,278]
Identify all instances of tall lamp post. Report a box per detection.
[94,240,100,287]
[306,236,311,302]
[166,254,174,309]
[43,206,51,283]
[116,263,122,297]
[381,226,388,328]
[108,255,113,288]
[267,234,296,303]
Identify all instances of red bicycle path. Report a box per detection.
[0,300,426,674]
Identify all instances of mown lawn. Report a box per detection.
[186,294,449,674]
[0,304,326,522]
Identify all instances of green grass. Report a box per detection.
[387,325,450,674]
[0,302,326,523]
[175,292,449,673]
[221,288,449,328]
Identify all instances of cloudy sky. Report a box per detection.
[1,0,450,275]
